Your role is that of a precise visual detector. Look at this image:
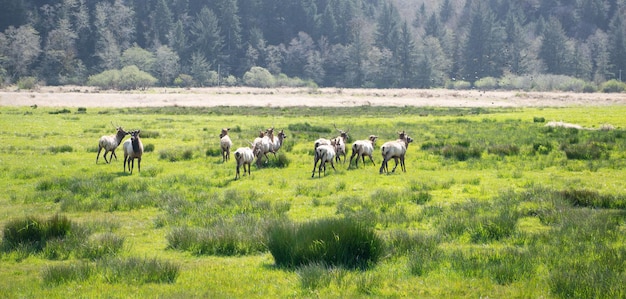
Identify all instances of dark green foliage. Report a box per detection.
[558,189,626,209]
[205,147,221,157]
[533,116,545,123]
[143,143,155,152]
[441,144,483,161]
[159,148,194,161]
[532,141,553,154]
[48,145,73,153]
[2,215,72,253]
[266,218,384,270]
[139,130,160,138]
[488,144,520,156]
[562,142,608,160]
[48,109,71,115]
[288,122,331,134]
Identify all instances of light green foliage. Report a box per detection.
[0,105,626,297]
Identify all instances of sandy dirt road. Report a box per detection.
[1,86,625,108]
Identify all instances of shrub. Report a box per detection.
[488,144,519,156]
[42,262,93,286]
[600,79,626,93]
[474,77,499,90]
[532,141,553,155]
[533,116,545,123]
[173,74,194,87]
[446,79,471,90]
[143,143,155,152]
[287,122,331,134]
[17,76,38,90]
[441,145,482,161]
[159,148,194,161]
[266,217,384,269]
[243,67,275,87]
[562,142,607,160]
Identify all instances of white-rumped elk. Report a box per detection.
[234,142,261,179]
[220,128,233,162]
[96,125,128,164]
[253,129,273,167]
[379,131,413,174]
[349,135,378,168]
[331,125,349,163]
[312,144,337,178]
[269,129,287,158]
[123,130,144,174]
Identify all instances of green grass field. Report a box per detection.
[1,105,625,298]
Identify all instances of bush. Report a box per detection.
[441,145,482,161]
[243,67,275,88]
[446,79,471,90]
[488,144,519,156]
[287,122,332,134]
[17,76,38,90]
[474,77,499,90]
[266,217,384,269]
[173,74,194,87]
[562,142,607,160]
[87,66,157,90]
[600,79,626,93]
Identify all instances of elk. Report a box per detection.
[379,131,413,174]
[96,124,128,164]
[253,130,273,167]
[269,129,287,158]
[349,135,378,168]
[234,142,261,179]
[331,125,349,163]
[123,130,144,174]
[312,144,337,178]
[220,128,233,162]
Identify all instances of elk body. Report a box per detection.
[220,128,233,162]
[331,125,349,163]
[96,125,128,164]
[253,129,273,167]
[379,131,413,174]
[269,129,287,157]
[312,144,336,178]
[234,142,261,179]
[123,130,144,174]
[349,135,378,168]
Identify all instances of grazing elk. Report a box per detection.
[379,131,413,174]
[220,128,233,162]
[123,130,144,174]
[312,144,337,178]
[331,125,349,163]
[349,135,378,168]
[234,142,261,179]
[96,124,128,164]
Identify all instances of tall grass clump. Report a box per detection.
[2,215,73,253]
[98,257,179,284]
[42,262,93,286]
[266,218,384,270]
[449,247,535,285]
[561,142,608,160]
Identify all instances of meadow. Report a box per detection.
[1,103,625,298]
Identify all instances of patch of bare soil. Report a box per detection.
[1,86,625,108]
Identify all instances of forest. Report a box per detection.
[1,0,625,90]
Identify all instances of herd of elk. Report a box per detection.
[97,123,414,179]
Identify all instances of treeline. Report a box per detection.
[0,0,626,91]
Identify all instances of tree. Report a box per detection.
[41,18,87,85]
[216,0,242,75]
[540,17,573,75]
[121,46,155,73]
[150,0,173,46]
[374,3,400,53]
[153,45,180,85]
[396,21,418,87]
[461,2,506,83]
[190,7,222,68]
[189,51,212,86]
[608,13,626,80]
[0,25,41,79]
